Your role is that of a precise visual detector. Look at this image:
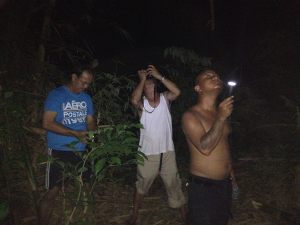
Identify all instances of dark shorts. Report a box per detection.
[187,175,232,225]
[45,149,91,190]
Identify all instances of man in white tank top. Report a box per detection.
[126,65,186,225]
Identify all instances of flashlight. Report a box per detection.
[227,81,237,96]
[227,81,237,87]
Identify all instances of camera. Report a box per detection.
[146,74,153,80]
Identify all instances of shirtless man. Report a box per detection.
[182,69,235,225]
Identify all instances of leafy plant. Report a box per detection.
[84,123,145,185]
[0,90,41,223]
[164,46,212,73]
[91,72,136,125]
[54,123,145,224]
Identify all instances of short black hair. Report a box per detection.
[63,62,93,81]
[71,65,93,77]
[195,67,215,85]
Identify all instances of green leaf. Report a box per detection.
[65,141,79,149]
[95,158,106,175]
[0,201,9,221]
[136,152,146,165]
[122,137,138,144]
[88,131,95,139]
[110,157,121,165]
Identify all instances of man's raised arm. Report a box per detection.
[146,65,180,101]
[131,69,147,108]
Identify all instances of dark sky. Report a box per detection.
[53,1,242,57]
[1,0,299,75]
[51,0,299,91]
[60,0,298,71]
[87,0,242,57]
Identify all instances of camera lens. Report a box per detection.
[146,75,153,80]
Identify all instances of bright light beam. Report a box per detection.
[227,81,237,87]
[227,81,237,96]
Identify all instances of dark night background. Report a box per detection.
[26,0,300,97]
[2,0,300,89]
[0,0,300,224]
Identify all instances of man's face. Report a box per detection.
[195,70,223,94]
[71,70,93,93]
[143,79,156,99]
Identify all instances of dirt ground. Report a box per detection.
[45,161,299,225]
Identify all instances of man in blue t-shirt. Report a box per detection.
[39,65,95,225]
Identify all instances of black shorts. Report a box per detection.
[187,175,232,225]
[45,149,91,190]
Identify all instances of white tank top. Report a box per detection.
[139,93,175,155]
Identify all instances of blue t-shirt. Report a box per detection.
[44,86,94,151]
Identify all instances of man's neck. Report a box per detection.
[196,93,218,111]
[145,92,160,103]
[66,84,79,94]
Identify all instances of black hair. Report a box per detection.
[62,62,93,82]
[195,67,217,85]
[72,65,92,77]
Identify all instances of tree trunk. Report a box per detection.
[37,0,56,71]
[31,0,56,124]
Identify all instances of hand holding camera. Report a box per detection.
[146,65,162,80]
[137,69,147,81]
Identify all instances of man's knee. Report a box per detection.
[135,178,155,195]
[161,174,186,208]
[161,172,182,188]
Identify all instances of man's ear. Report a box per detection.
[194,85,201,93]
[71,73,78,81]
